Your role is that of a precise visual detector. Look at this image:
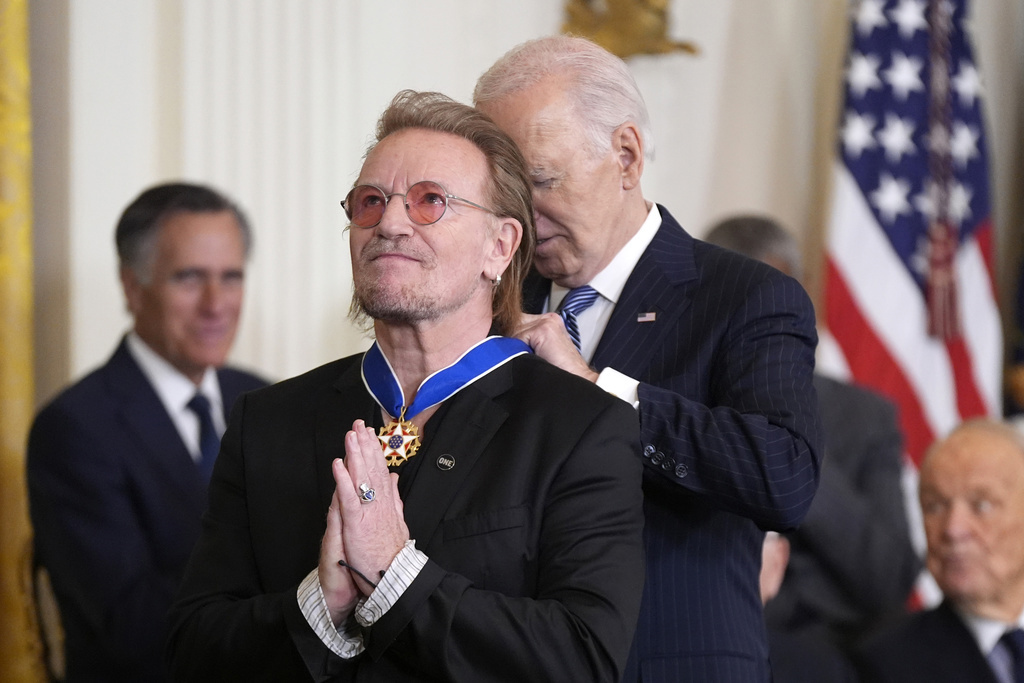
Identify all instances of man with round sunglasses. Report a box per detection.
[343,181,494,229]
[168,90,645,682]
[475,36,823,682]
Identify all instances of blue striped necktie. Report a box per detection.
[187,393,220,482]
[1001,629,1024,683]
[558,285,599,352]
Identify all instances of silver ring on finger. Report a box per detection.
[358,482,376,503]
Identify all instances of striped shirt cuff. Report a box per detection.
[355,539,428,627]
[297,569,365,659]
[296,540,428,658]
[596,366,641,409]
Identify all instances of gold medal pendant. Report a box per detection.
[378,407,420,466]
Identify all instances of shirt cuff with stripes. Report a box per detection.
[596,367,641,409]
[296,539,428,659]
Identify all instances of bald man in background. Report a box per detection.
[856,419,1024,683]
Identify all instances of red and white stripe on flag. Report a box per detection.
[820,0,1002,605]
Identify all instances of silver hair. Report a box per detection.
[474,35,655,161]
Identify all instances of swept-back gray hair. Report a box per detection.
[474,35,655,161]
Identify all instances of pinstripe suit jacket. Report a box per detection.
[525,206,823,682]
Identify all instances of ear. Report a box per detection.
[613,122,644,191]
[120,266,144,316]
[485,216,523,280]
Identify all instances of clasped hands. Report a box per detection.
[318,420,409,626]
[316,313,587,626]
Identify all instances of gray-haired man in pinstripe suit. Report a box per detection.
[477,35,824,682]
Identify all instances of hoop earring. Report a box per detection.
[492,274,502,287]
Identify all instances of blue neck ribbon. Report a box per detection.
[361,336,531,420]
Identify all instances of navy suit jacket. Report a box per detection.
[525,207,823,681]
[27,337,267,682]
[854,600,999,683]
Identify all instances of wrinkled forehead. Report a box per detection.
[484,80,576,141]
[921,429,1024,496]
[359,128,490,195]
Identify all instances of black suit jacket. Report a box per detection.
[766,375,919,648]
[525,207,823,681]
[767,622,859,683]
[854,601,999,683]
[27,337,267,682]
[167,352,646,682]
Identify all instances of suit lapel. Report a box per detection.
[216,368,264,421]
[934,601,1001,681]
[316,360,380,512]
[104,339,201,499]
[592,208,698,378]
[318,355,514,550]
[398,364,514,550]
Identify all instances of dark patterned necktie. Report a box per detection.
[1000,629,1024,683]
[187,393,220,482]
[558,285,599,351]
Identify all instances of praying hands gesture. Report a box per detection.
[318,420,409,626]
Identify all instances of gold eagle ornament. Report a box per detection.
[563,0,699,59]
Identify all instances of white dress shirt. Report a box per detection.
[960,606,1024,683]
[547,202,663,408]
[125,332,225,462]
[297,540,427,658]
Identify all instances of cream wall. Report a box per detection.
[29,0,1024,403]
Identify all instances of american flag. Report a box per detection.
[820,0,1001,598]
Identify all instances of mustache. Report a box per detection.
[359,236,428,263]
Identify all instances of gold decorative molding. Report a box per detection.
[563,0,699,59]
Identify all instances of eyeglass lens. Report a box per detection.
[345,180,449,228]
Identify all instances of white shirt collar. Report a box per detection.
[551,202,662,309]
[125,332,225,449]
[958,604,1024,655]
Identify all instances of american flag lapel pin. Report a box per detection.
[637,311,657,323]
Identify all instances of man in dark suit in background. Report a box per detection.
[705,215,920,652]
[27,182,267,681]
[855,419,1024,683]
[475,36,823,681]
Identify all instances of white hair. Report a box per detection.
[474,35,655,161]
